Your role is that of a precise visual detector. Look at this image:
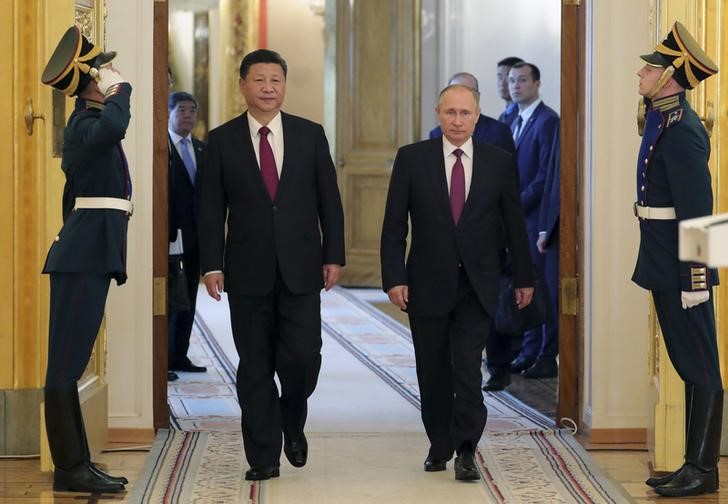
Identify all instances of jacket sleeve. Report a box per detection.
[196,129,228,274]
[664,124,716,291]
[538,125,561,243]
[314,124,346,265]
[380,147,411,291]
[501,156,534,289]
[520,115,559,214]
[75,83,132,148]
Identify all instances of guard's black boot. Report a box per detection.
[45,384,125,493]
[75,397,129,485]
[646,384,694,488]
[655,387,722,497]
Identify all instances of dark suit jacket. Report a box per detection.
[197,111,345,296]
[538,125,560,247]
[499,102,519,127]
[429,114,515,154]
[42,83,133,285]
[632,93,719,291]
[169,134,205,270]
[513,102,560,231]
[380,137,533,317]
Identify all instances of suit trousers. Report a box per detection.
[46,273,111,387]
[227,270,322,467]
[652,289,722,390]
[408,267,489,460]
[168,249,200,367]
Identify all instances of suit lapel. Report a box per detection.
[460,144,484,222]
[277,112,293,202]
[168,133,194,188]
[515,101,543,149]
[431,138,455,225]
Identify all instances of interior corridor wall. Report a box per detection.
[582,0,651,431]
[104,0,155,430]
[420,0,561,138]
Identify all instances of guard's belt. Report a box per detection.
[633,203,676,220]
[74,197,133,216]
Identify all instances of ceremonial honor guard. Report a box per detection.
[633,21,722,497]
[40,26,132,493]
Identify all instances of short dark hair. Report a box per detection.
[497,57,524,68]
[168,91,197,111]
[511,61,540,82]
[239,49,288,79]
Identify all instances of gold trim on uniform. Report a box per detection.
[652,95,680,111]
[690,266,708,290]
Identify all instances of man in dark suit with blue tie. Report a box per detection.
[197,49,345,481]
[507,62,560,379]
[381,84,534,481]
[429,72,515,153]
[168,92,207,378]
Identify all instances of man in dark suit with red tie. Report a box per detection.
[507,62,561,379]
[167,92,207,379]
[197,49,345,481]
[381,84,534,481]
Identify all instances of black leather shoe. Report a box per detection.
[454,451,480,481]
[284,434,308,468]
[646,465,683,488]
[168,371,179,381]
[54,462,126,493]
[522,357,558,379]
[170,360,207,373]
[510,356,535,374]
[89,462,129,485]
[482,373,511,392]
[654,463,718,497]
[244,465,280,481]
[424,455,447,472]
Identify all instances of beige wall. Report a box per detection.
[105,0,155,430]
[266,0,325,124]
[582,0,653,430]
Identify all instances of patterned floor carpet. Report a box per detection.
[129,288,632,504]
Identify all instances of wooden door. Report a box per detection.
[0,0,110,467]
[336,0,420,287]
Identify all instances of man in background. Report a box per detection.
[507,62,560,379]
[497,57,524,125]
[168,91,207,379]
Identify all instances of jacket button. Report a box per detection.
[272,206,277,211]
[641,185,645,191]
[649,145,654,151]
[643,159,648,165]
[54,235,60,242]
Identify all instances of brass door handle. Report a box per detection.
[24,97,45,136]
[700,100,714,137]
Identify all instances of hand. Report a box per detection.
[323,264,342,291]
[681,290,709,309]
[387,285,409,310]
[515,287,534,310]
[537,233,547,254]
[96,66,126,95]
[203,272,224,301]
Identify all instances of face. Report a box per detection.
[637,64,663,97]
[240,63,286,119]
[496,65,512,101]
[436,87,480,147]
[508,66,540,106]
[169,100,198,136]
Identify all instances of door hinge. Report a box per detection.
[561,276,579,316]
[563,0,581,5]
[153,276,167,316]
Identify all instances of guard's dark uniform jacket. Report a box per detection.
[631,92,719,291]
[42,83,133,285]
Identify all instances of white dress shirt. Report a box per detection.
[247,112,284,177]
[168,129,196,170]
[442,136,474,200]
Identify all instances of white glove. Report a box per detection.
[96,66,126,96]
[681,290,709,309]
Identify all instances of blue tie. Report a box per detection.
[512,115,524,141]
[179,137,196,185]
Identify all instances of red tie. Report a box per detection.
[450,148,465,224]
[258,126,278,200]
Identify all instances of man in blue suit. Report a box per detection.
[496,57,523,126]
[507,62,560,379]
[429,72,515,153]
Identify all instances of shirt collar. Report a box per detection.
[442,136,474,159]
[517,98,542,123]
[168,129,192,145]
[248,111,283,137]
